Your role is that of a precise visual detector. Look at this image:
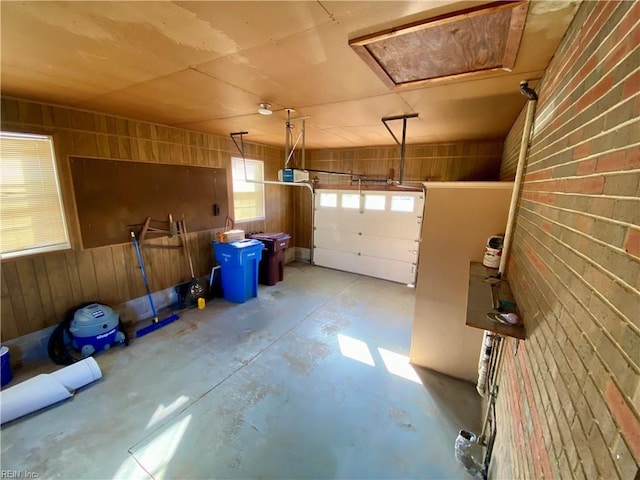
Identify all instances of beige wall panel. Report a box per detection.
[410,184,513,381]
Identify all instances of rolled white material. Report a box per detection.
[49,356,102,390]
[0,357,102,424]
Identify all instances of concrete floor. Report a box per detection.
[1,263,481,479]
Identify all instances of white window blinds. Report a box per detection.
[231,157,265,222]
[0,132,70,259]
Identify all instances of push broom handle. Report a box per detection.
[131,231,158,321]
[181,220,196,278]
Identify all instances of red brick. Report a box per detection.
[622,70,640,100]
[577,159,598,175]
[571,57,599,95]
[624,228,640,258]
[607,22,638,71]
[566,176,605,194]
[574,216,594,234]
[573,143,591,160]
[568,129,584,145]
[597,150,626,172]
[625,146,640,169]
[519,352,553,479]
[593,72,616,100]
[576,73,615,112]
[556,2,617,95]
[524,245,549,277]
[615,3,640,43]
[604,380,640,463]
[526,169,554,182]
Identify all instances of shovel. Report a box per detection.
[180,219,205,305]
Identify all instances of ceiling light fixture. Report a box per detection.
[258,103,272,115]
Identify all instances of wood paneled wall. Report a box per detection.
[0,97,289,341]
[292,140,504,247]
[499,106,526,181]
[305,140,504,184]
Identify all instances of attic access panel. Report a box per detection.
[350,1,529,90]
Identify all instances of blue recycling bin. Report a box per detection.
[213,239,264,303]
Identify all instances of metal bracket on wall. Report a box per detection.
[381,113,419,184]
[230,131,249,160]
[284,109,310,170]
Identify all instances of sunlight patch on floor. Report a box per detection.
[378,347,422,384]
[337,333,375,366]
[146,395,190,430]
[131,414,192,479]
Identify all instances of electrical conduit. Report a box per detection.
[475,81,538,396]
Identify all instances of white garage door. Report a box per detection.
[313,189,424,284]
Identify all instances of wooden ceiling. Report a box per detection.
[0,1,580,148]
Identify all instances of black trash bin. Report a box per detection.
[247,232,291,286]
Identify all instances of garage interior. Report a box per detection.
[0,1,638,479]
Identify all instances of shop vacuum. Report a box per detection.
[48,302,129,365]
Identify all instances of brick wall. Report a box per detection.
[493,2,639,479]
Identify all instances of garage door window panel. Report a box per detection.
[364,194,386,211]
[341,193,360,209]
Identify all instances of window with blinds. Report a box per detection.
[0,132,70,259]
[231,157,265,222]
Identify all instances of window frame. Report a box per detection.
[0,131,71,260]
[231,157,266,223]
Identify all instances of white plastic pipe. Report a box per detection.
[0,357,102,424]
[498,97,538,275]
[476,331,496,397]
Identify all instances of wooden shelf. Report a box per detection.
[466,262,526,340]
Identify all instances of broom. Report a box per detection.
[131,232,180,337]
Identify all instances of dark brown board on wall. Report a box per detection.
[70,157,228,249]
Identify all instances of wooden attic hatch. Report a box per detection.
[349,1,529,90]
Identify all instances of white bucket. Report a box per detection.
[483,235,504,269]
[483,247,502,269]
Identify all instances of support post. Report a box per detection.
[381,113,419,185]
